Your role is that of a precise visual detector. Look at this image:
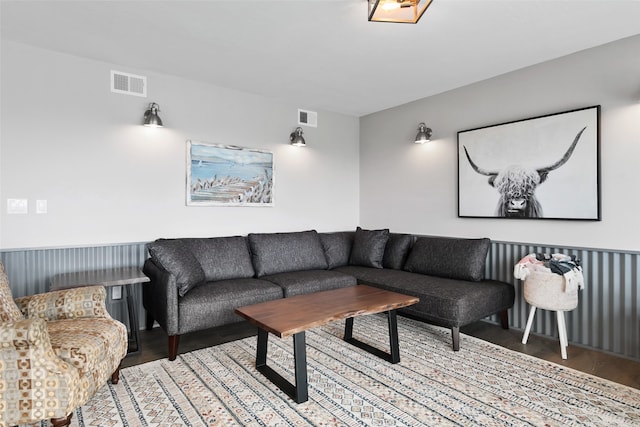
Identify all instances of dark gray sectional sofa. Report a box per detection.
[143,228,515,360]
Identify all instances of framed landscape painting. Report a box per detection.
[457,106,600,220]
[186,141,274,206]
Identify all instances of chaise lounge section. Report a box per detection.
[143,228,515,360]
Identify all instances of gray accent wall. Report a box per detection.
[359,34,640,252]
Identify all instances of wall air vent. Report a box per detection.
[111,70,147,97]
[298,109,318,127]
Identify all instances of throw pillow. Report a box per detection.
[319,232,354,269]
[349,227,389,269]
[404,236,490,282]
[147,239,206,297]
[382,233,413,270]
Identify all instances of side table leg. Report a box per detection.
[125,283,141,355]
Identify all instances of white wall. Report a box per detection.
[360,35,640,252]
[0,41,360,249]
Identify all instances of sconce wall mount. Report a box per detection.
[290,127,306,147]
[414,122,432,144]
[143,102,163,127]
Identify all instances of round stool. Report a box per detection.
[521,270,579,359]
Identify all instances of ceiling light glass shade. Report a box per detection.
[414,122,432,144]
[368,0,434,24]
[290,127,306,147]
[143,102,163,127]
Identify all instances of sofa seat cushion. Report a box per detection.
[334,266,514,327]
[262,270,357,297]
[47,317,128,377]
[249,230,328,277]
[178,278,283,334]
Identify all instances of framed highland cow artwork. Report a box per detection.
[186,141,274,206]
[457,106,600,220]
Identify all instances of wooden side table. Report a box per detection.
[50,267,150,356]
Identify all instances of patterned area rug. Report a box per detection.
[44,316,640,426]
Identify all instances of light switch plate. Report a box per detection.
[36,200,47,214]
[7,199,28,214]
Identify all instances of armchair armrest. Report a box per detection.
[15,285,111,321]
[0,318,77,375]
[0,318,81,423]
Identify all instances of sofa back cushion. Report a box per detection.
[147,239,206,297]
[248,230,328,277]
[319,232,354,269]
[382,233,414,270]
[184,236,255,282]
[404,236,490,281]
[349,227,389,269]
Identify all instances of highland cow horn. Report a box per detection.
[537,127,587,176]
[463,146,498,177]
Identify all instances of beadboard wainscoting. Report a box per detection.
[1,240,638,361]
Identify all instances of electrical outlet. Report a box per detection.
[36,200,47,214]
[111,286,123,300]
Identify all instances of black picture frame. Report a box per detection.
[457,106,600,220]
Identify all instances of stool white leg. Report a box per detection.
[522,306,537,344]
[557,310,568,359]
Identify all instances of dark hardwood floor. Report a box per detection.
[122,319,640,390]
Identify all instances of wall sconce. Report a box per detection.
[290,127,306,147]
[368,0,435,24]
[414,122,432,144]
[143,102,163,127]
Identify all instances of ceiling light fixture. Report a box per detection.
[290,127,306,147]
[414,122,432,144]
[143,102,163,127]
[368,0,434,24]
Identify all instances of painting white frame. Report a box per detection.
[186,141,274,207]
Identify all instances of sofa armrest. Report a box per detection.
[15,285,111,321]
[142,258,180,335]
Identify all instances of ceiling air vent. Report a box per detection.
[298,109,317,127]
[111,70,147,97]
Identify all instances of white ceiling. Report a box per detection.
[2,0,640,117]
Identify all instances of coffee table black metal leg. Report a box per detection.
[255,329,308,403]
[387,309,400,363]
[344,310,401,364]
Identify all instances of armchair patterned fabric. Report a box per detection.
[0,262,128,427]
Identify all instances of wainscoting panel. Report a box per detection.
[0,243,148,329]
[487,241,640,361]
[1,240,638,360]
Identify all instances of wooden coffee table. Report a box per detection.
[235,285,418,403]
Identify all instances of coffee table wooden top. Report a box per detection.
[235,285,418,338]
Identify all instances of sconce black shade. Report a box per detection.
[143,102,163,127]
[414,122,432,144]
[290,127,306,147]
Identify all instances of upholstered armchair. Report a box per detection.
[0,262,128,427]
